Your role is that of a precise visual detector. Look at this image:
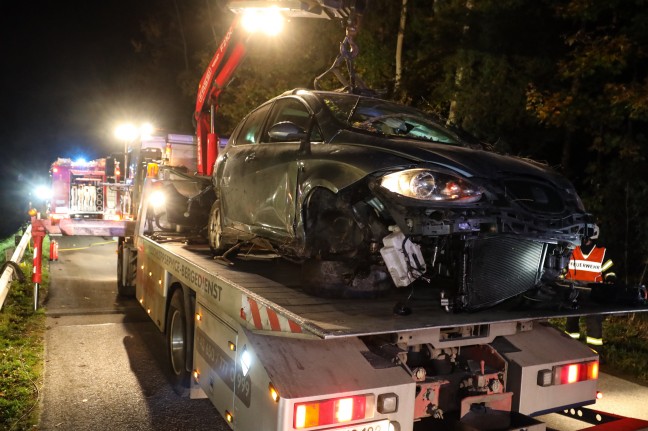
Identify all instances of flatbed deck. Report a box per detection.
[155,238,648,340]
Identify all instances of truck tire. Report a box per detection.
[166,288,191,396]
[117,238,135,297]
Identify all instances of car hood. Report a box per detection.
[334,130,570,186]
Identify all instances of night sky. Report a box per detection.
[0,0,183,236]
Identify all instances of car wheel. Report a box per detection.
[208,200,226,254]
[166,288,191,396]
[300,259,392,298]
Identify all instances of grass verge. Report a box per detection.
[0,230,49,431]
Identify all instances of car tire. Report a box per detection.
[166,288,191,396]
[300,259,391,298]
[208,200,226,254]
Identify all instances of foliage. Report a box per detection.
[0,235,47,431]
[603,314,648,383]
[217,18,342,133]
[524,0,648,280]
[127,0,648,280]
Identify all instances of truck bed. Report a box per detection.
[159,239,648,339]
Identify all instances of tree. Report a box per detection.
[526,0,648,280]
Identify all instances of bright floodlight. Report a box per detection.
[241,7,284,35]
[34,185,51,201]
[115,122,155,141]
[115,123,138,141]
[149,189,166,208]
[140,122,154,138]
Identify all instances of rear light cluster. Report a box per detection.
[537,360,599,387]
[294,395,374,429]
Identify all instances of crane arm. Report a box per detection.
[194,15,248,176]
[194,1,368,176]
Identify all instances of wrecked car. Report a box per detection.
[208,89,591,311]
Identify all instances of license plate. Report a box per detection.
[330,419,390,431]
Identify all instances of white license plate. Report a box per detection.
[330,419,390,431]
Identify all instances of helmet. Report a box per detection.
[585,224,599,240]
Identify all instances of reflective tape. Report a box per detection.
[586,336,604,346]
[566,331,581,339]
[241,295,303,334]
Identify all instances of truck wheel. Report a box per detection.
[208,200,226,254]
[117,238,135,297]
[166,289,190,396]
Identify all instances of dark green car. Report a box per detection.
[208,89,591,311]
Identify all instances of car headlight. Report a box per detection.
[380,168,483,202]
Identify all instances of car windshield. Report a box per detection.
[322,94,459,145]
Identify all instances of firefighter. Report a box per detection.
[564,225,615,351]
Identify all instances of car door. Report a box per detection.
[243,97,318,240]
[218,103,272,233]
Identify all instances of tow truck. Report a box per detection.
[32,1,648,430]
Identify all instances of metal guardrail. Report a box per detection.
[0,225,33,311]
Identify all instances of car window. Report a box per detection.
[322,94,459,145]
[233,103,271,146]
[263,98,322,142]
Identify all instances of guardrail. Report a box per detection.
[0,225,33,311]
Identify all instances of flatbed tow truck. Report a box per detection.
[30,2,648,430]
[119,178,648,431]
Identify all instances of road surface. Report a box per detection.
[38,236,229,431]
[37,236,648,431]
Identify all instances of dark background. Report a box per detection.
[0,0,194,236]
[1,1,647,279]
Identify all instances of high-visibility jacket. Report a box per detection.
[565,245,606,283]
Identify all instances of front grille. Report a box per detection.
[463,236,546,310]
[504,179,565,214]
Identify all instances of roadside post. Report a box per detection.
[29,209,46,311]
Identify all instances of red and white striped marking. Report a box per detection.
[241,295,302,334]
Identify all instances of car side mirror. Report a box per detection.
[268,121,307,142]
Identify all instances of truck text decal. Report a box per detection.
[148,245,222,302]
[195,327,251,407]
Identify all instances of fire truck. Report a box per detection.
[49,157,119,220]
[45,133,199,236]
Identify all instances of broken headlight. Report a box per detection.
[380,168,483,202]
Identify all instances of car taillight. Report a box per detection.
[294,395,374,429]
[554,360,599,385]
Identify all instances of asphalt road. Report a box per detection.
[38,236,230,431]
[37,236,648,431]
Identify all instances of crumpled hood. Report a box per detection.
[333,130,570,187]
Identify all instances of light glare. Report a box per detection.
[140,122,154,138]
[34,185,51,201]
[295,405,307,429]
[115,123,138,141]
[567,364,579,384]
[336,398,354,422]
[241,8,284,35]
[150,190,166,208]
[241,349,252,376]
